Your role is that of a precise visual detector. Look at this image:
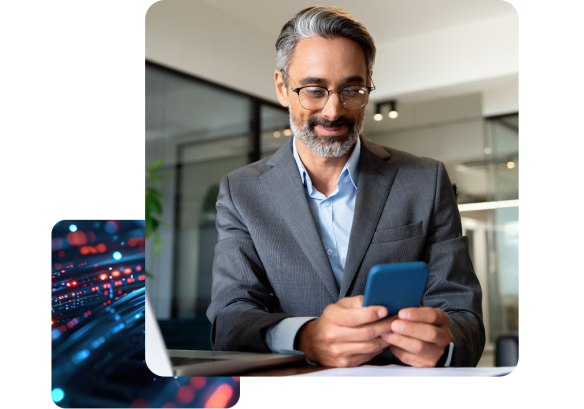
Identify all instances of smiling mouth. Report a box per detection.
[315,125,347,135]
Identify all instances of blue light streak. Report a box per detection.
[52,329,61,340]
[111,322,126,334]
[72,349,90,365]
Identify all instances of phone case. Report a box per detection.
[362,262,429,316]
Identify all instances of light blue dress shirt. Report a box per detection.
[264,136,453,366]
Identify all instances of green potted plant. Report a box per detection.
[146,160,173,278]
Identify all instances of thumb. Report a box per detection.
[336,295,364,309]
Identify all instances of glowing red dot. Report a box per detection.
[131,398,149,408]
[51,320,54,326]
[112,270,120,277]
[59,251,65,257]
[100,274,107,280]
[66,283,71,287]
[104,291,109,296]
[189,377,206,389]
[118,290,122,295]
[67,321,74,328]
[107,300,111,304]
[136,265,142,271]
[138,275,146,281]
[103,302,107,305]
[61,270,65,273]
[72,281,77,286]
[176,385,195,404]
[124,268,132,274]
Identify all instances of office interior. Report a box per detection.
[145,0,518,368]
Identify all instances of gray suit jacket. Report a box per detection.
[206,136,485,367]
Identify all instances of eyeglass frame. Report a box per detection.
[280,70,376,110]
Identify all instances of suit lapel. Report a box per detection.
[339,138,398,298]
[260,138,340,299]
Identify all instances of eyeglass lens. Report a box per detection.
[298,86,369,110]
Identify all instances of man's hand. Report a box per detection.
[382,307,453,367]
[295,295,397,367]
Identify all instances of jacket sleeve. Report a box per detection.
[206,175,293,352]
[420,161,486,367]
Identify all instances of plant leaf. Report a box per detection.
[147,174,168,182]
[153,231,162,256]
[146,160,164,173]
[152,215,175,231]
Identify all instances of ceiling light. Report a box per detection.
[388,101,398,119]
[507,161,515,169]
[373,104,383,121]
[273,131,281,138]
[283,129,292,136]
[373,100,398,121]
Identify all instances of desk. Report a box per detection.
[238,362,515,377]
[238,362,332,376]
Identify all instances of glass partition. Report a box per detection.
[484,114,519,342]
[261,105,292,158]
[145,62,288,350]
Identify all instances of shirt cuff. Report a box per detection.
[264,317,317,355]
[443,342,454,367]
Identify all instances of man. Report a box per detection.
[207,6,485,368]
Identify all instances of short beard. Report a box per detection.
[288,105,364,158]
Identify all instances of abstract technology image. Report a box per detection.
[51,220,239,408]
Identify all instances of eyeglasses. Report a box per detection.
[282,71,375,110]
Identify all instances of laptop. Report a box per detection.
[145,294,305,376]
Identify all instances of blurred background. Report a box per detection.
[145,0,518,367]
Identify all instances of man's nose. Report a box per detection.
[320,91,345,121]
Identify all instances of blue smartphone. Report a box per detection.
[362,262,429,316]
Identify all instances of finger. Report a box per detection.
[389,345,438,368]
[382,332,444,358]
[327,316,399,342]
[330,338,390,358]
[398,307,449,326]
[390,320,452,346]
[322,352,383,368]
[327,303,387,327]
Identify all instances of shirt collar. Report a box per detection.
[292,136,361,190]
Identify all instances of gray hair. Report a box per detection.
[275,6,376,85]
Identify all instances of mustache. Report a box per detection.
[307,115,355,129]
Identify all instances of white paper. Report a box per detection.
[294,365,515,377]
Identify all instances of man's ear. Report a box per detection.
[274,70,289,107]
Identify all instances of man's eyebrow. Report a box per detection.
[297,75,367,86]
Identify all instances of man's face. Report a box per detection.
[275,37,370,158]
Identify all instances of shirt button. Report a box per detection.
[324,201,331,207]
[327,249,333,255]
